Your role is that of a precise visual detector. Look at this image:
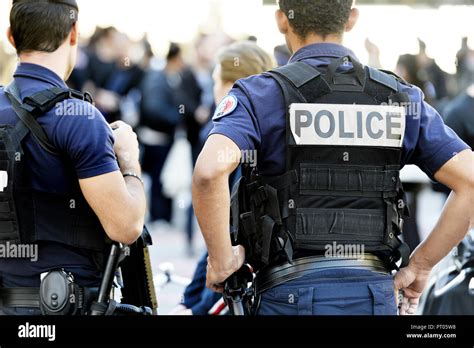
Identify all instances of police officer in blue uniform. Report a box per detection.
[193,0,474,315]
[0,0,146,315]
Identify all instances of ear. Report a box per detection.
[275,9,289,35]
[69,22,79,46]
[345,8,359,33]
[6,27,16,49]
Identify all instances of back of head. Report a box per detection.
[10,0,79,55]
[217,41,274,83]
[88,26,118,49]
[278,0,354,39]
[167,42,182,62]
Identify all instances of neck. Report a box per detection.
[289,33,344,54]
[165,62,179,74]
[18,50,68,81]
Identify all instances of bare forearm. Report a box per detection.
[123,176,146,225]
[119,159,146,225]
[193,174,234,272]
[411,190,472,270]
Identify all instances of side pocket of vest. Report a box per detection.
[0,136,22,244]
[294,208,386,250]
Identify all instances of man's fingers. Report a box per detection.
[400,297,419,316]
[394,269,407,290]
[394,267,416,290]
[399,292,420,315]
[110,121,132,130]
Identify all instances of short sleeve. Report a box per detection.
[408,89,470,179]
[209,83,261,151]
[52,100,119,179]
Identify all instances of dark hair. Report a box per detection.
[10,0,78,54]
[88,26,118,48]
[278,0,353,39]
[396,54,423,88]
[167,42,181,61]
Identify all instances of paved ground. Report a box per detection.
[147,220,206,315]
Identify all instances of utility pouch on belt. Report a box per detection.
[40,270,82,316]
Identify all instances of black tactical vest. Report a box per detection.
[0,82,109,254]
[232,57,411,271]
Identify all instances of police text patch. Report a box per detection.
[213,95,238,121]
[290,103,406,148]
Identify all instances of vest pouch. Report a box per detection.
[0,128,22,244]
[40,269,81,315]
[239,211,259,262]
[293,208,386,251]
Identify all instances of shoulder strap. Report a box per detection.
[265,63,318,105]
[24,88,93,116]
[366,67,412,105]
[4,82,93,156]
[270,61,321,89]
[4,82,59,156]
[367,67,399,92]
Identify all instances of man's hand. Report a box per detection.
[79,120,145,245]
[393,150,474,315]
[193,134,244,292]
[206,245,245,293]
[110,121,140,172]
[394,261,432,315]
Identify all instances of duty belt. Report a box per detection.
[0,288,40,308]
[0,287,98,309]
[255,254,390,295]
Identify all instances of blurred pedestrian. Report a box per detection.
[139,43,185,225]
[172,41,274,315]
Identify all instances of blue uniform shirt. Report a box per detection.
[0,63,119,288]
[210,43,470,179]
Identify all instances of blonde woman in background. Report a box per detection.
[0,41,16,85]
[213,41,274,104]
[171,41,274,316]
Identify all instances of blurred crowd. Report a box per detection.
[67,27,238,256]
[366,37,474,252]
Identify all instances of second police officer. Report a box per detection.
[193,0,474,315]
[0,0,146,315]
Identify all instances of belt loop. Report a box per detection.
[297,287,314,315]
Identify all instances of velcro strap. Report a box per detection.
[260,216,275,265]
[368,67,398,92]
[270,62,321,88]
[296,208,385,239]
[24,88,72,115]
[300,166,399,193]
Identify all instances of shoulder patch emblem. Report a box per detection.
[213,95,238,121]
